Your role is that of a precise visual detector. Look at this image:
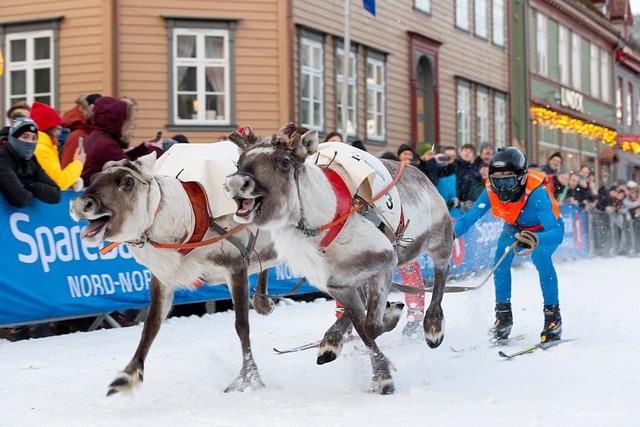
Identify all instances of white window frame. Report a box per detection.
[571,32,582,90]
[601,53,611,103]
[559,25,570,85]
[474,0,488,39]
[627,82,633,128]
[494,93,507,148]
[590,43,600,99]
[5,30,55,118]
[456,0,470,31]
[617,77,623,124]
[456,81,471,146]
[366,56,386,141]
[492,0,505,47]
[300,37,324,131]
[336,47,357,137]
[172,28,230,125]
[415,0,431,13]
[536,13,548,76]
[476,86,490,144]
[635,95,640,126]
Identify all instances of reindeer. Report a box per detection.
[224,124,453,394]
[70,150,278,396]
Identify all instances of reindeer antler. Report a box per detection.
[228,127,258,150]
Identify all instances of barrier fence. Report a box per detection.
[0,192,601,327]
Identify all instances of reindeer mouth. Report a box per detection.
[235,197,263,218]
[81,213,112,239]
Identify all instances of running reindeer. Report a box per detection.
[224,124,453,394]
[70,144,278,396]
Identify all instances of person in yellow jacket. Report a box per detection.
[30,102,85,190]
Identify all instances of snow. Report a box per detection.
[1,257,639,427]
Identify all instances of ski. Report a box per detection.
[273,335,359,354]
[498,338,576,359]
[449,333,528,353]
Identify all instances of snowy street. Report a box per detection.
[1,257,639,427]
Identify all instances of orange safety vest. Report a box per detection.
[486,169,560,228]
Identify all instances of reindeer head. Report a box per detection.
[223,122,319,228]
[70,153,160,245]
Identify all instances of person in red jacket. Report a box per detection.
[81,96,162,184]
[60,94,101,168]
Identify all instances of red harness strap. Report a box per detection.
[320,168,352,248]
[179,181,211,256]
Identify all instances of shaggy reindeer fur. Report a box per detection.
[70,152,277,395]
[224,124,453,394]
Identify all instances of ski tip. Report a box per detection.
[498,350,510,358]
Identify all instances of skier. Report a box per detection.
[453,147,564,343]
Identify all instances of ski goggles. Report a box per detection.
[489,174,519,191]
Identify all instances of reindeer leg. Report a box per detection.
[317,312,353,365]
[107,275,172,396]
[424,221,453,349]
[251,269,274,316]
[225,269,265,392]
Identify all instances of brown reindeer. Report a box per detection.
[70,147,278,395]
[224,124,453,394]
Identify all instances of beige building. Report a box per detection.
[0,0,510,151]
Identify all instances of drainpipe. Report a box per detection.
[112,0,119,96]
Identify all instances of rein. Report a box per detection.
[294,160,409,240]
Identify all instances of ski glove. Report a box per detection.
[515,230,539,251]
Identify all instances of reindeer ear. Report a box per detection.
[292,129,319,162]
[137,151,157,171]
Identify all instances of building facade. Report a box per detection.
[0,0,510,153]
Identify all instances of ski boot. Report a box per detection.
[490,302,513,341]
[541,305,562,343]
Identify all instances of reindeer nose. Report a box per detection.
[225,175,253,197]
[81,195,100,214]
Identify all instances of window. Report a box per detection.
[456,0,470,30]
[627,83,633,127]
[636,96,640,126]
[617,77,623,124]
[476,86,490,144]
[475,0,488,38]
[536,13,548,76]
[601,53,611,103]
[559,25,570,85]
[366,55,385,140]
[456,81,471,146]
[492,0,505,46]
[571,33,582,90]
[590,44,600,99]
[300,36,324,130]
[172,29,230,124]
[415,0,431,13]
[5,31,54,111]
[336,47,357,137]
[494,93,507,148]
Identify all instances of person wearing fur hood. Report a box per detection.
[60,94,101,168]
[81,96,163,184]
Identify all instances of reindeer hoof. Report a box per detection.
[107,369,143,396]
[317,339,343,365]
[224,374,265,393]
[383,302,405,333]
[424,309,445,348]
[426,334,444,348]
[369,377,395,395]
[252,295,275,316]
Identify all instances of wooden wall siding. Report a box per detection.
[0,0,106,110]
[119,0,283,143]
[293,0,509,152]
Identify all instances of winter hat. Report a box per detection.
[627,181,638,189]
[351,140,367,152]
[417,143,433,157]
[479,142,494,152]
[85,93,102,106]
[30,101,62,132]
[8,117,39,159]
[397,144,414,156]
[171,134,189,144]
[10,117,38,140]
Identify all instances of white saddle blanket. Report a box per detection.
[153,141,240,219]
[310,142,402,231]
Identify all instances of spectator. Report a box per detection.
[542,152,564,197]
[161,133,190,151]
[0,101,31,144]
[623,181,640,219]
[473,142,494,168]
[0,117,60,208]
[397,144,417,164]
[555,172,570,203]
[324,131,343,142]
[351,139,367,152]
[567,170,596,209]
[60,93,101,168]
[81,97,162,184]
[437,146,458,208]
[31,102,84,191]
[456,143,484,207]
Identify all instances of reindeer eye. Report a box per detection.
[278,157,291,171]
[121,175,135,190]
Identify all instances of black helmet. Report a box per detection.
[489,147,528,202]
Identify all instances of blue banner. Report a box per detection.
[0,193,589,326]
[363,0,376,16]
